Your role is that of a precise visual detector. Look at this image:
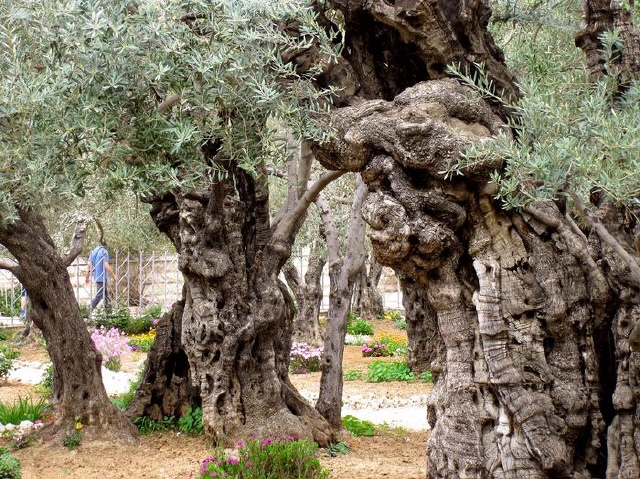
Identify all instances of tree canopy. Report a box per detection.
[0,0,340,222]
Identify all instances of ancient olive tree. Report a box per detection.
[3,0,347,445]
[0,5,139,440]
[312,0,640,477]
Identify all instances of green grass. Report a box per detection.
[0,396,49,425]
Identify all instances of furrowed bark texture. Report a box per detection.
[314,1,640,473]
[0,209,136,442]
[149,166,334,446]
[317,75,640,477]
[126,299,197,421]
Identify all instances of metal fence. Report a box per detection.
[1,251,403,324]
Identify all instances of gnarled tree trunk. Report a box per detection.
[0,209,136,442]
[313,1,640,476]
[142,163,338,447]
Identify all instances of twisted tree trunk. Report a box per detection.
[139,161,340,446]
[0,209,136,442]
[313,1,640,476]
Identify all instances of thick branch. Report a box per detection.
[568,192,640,287]
[315,193,340,266]
[63,218,89,267]
[340,174,367,282]
[272,170,345,242]
[0,258,19,276]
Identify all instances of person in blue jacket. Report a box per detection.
[85,242,116,309]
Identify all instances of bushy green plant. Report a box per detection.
[177,407,203,435]
[111,373,142,411]
[197,436,328,479]
[139,305,162,323]
[289,342,323,374]
[346,312,374,336]
[62,431,81,450]
[123,315,154,336]
[366,360,415,382]
[133,415,176,435]
[90,305,133,332]
[0,396,49,425]
[0,352,15,382]
[343,370,363,381]
[325,441,350,457]
[419,370,434,383]
[342,415,375,437]
[0,447,21,479]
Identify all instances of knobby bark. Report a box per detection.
[315,175,367,428]
[141,160,341,446]
[313,1,640,476]
[125,298,198,421]
[0,209,136,442]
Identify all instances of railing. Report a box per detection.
[0,251,403,324]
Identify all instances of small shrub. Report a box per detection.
[342,415,375,437]
[325,441,350,457]
[91,327,131,372]
[343,370,363,381]
[139,304,162,323]
[393,316,407,330]
[366,360,414,382]
[346,312,374,336]
[0,355,13,383]
[419,370,434,383]
[0,448,21,479]
[0,340,19,382]
[197,436,328,479]
[90,304,132,332]
[36,363,53,395]
[289,342,323,374]
[177,407,203,435]
[0,287,21,317]
[380,309,406,330]
[133,415,175,435]
[62,431,82,450]
[0,396,50,425]
[111,373,142,411]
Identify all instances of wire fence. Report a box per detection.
[1,251,403,324]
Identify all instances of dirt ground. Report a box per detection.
[1,321,430,479]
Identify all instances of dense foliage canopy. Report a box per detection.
[0,0,339,223]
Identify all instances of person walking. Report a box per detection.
[85,242,115,309]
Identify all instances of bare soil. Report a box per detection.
[1,321,430,479]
